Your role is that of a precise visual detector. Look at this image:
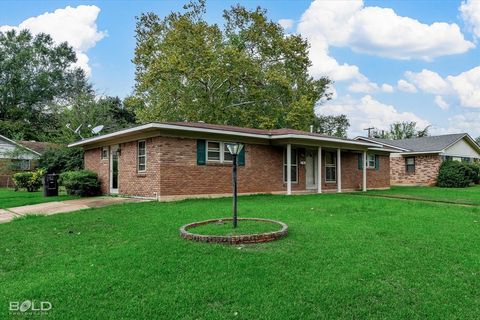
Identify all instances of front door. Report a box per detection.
[305,150,317,190]
[110,145,119,194]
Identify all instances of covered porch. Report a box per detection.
[274,136,389,195]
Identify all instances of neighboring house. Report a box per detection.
[0,134,52,187]
[355,134,480,186]
[70,122,395,200]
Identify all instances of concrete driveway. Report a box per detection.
[0,197,146,224]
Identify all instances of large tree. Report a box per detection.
[0,29,91,140]
[372,121,430,140]
[58,94,136,143]
[133,1,332,130]
[312,115,349,138]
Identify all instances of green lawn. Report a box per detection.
[1,193,479,319]
[366,185,480,205]
[0,188,77,209]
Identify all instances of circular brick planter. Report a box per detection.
[180,218,288,245]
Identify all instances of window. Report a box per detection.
[137,140,146,172]
[325,152,336,182]
[283,148,298,183]
[11,159,30,171]
[405,157,415,173]
[101,147,108,160]
[207,141,233,163]
[366,154,376,168]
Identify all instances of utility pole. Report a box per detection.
[363,127,375,137]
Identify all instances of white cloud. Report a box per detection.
[405,69,452,95]
[0,5,105,76]
[431,113,480,137]
[434,96,449,110]
[278,19,294,30]
[397,80,417,93]
[447,66,480,108]
[297,0,369,83]
[317,94,430,137]
[348,79,393,94]
[381,84,394,93]
[298,0,473,63]
[460,0,480,39]
[402,66,480,108]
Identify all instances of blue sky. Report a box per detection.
[1,0,479,138]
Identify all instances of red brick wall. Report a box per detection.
[83,136,390,198]
[84,147,109,194]
[118,138,161,197]
[390,155,441,186]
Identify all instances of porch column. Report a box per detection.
[362,151,367,192]
[287,143,292,195]
[317,147,322,193]
[337,148,342,192]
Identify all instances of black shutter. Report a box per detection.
[375,155,380,170]
[358,153,363,170]
[238,147,245,166]
[197,140,206,165]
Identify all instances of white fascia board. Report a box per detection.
[399,151,442,156]
[0,134,41,156]
[69,123,385,148]
[353,136,410,152]
[270,134,383,147]
[367,147,404,152]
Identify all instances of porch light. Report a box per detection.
[226,143,244,228]
[226,143,244,156]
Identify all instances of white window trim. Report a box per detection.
[206,141,233,164]
[325,152,336,183]
[366,154,376,169]
[101,147,109,160]
[283,148,298,184]
[137,140,147,173]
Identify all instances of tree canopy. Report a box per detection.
[372,122,430,140]
[312,115,349,138]
[0,29,91,140]
[133,0,332,130]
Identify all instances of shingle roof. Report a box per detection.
[365,134,467,152]
[166,122,354,141]
[15,141,56,155]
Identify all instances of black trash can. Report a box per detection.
[43,174,59,197]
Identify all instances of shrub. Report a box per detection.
[468,163,480,184]
[60,170,101,197]
[39,146,84,174]
[12,169,45,192]
[437,161,474,188]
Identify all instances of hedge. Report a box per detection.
[60,170,101,197]
[437,161,476,188]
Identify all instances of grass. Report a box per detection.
[0,188,77,209]
[190,219,281,236]
[1,193,480,319]
[366,185,480,205]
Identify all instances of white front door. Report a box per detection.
[110,145,119,194]
[305,151,317,190]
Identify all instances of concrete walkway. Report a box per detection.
[0,197,146,224]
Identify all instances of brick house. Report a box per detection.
[69,122,393,200]
[355,134,480,186]
[0,134,53,187]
